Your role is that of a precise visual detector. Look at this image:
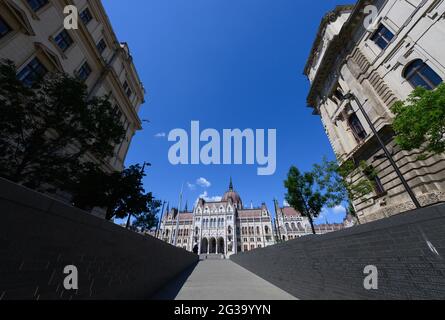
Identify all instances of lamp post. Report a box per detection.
[342,93,421,209]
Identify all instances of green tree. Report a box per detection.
[284,166,327,234]
[391,83,445,158]
[71,164,159,226]
[133,199,162,232]
[313,157,375,224]
[0,59,125,191]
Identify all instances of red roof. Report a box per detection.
[238,209,263,218]
[281,207,302,217]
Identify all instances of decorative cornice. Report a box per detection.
[304,0,374,110]
[303,4,355,75]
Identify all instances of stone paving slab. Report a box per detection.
[172,260,298,300]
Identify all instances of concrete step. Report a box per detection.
[199,254,225,260]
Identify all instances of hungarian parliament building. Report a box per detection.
[157,179,347,257]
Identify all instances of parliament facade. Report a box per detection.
[158,180,345,257]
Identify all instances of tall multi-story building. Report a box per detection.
[158,179,276,257]
[304,0,445,223]
[0,0,144,173]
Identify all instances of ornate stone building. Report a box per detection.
[0,0,144,173]
[158,180,347,256]
[273,200,344,241]
[158,180,275,257]
[304,0,445,223]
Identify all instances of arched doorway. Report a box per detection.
[209,238,216,254]
[200,238,208,254]
[218,238,224,254]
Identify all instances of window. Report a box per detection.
[17,57,47,87]
[77,62,91,81]
[256,226,260,235]
[243,245,248,252]
[333,88,344,102]
[403,59,443,90]
[364,165,386,196]
[27,0,48,12]
[80,8,93,25]
[54,30,73,52]
[370,24,394,49]
[348,113,367,142]
[123,81,132,98]
[265,226,270,234]
[0,16,11,39]
[96,39,107,54]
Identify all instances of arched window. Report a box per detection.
[195,227,199,235]
[228,226,232,234]
[285,223,291,231]
[265,226,270,234]
[256,226,260,235]
[297,222,303,231]
[291,223,297,231]
[403,59,442,90]
[348,113,367,142]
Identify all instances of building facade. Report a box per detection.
[304,0,445,223]
[273,200,344,241]
[158,180,346,257]
[158,180,276,257]
[0,0,144,173]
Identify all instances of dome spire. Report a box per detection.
[229,177,233,191]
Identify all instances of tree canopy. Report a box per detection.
[0,59,125,191]
[391,83,445,158]
[71,164,161,224]
[284,166,326,234]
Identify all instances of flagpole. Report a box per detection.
[156,201,166,239]
[174,183,184,246]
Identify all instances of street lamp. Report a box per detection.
[342,92,421,209]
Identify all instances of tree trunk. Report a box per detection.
[126,213,132,229]
[105,207,114,221]
[308,214,316,235]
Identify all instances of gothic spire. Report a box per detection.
[229,177,233,191]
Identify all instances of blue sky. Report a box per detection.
[103,0,349,224]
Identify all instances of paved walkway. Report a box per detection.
[154,260,297,300]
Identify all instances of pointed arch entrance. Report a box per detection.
[200,238,208,254]
[217,237,225,254]
[209,238,217,254]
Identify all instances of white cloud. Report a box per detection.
[195,191,222,204]
[196,177,211,188]
[154,132,166,138]
[187,182,196,191]
[332,205,347,215]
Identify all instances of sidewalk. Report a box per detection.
[154,259,298,300]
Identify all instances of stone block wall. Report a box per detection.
[231,204,445,300]
[0,178,198,300]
